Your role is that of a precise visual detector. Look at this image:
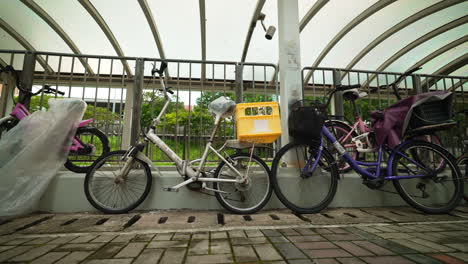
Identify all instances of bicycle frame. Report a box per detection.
[307,126,431,180]
[126,76,247,192]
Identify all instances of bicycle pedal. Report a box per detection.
[163,187,178,192]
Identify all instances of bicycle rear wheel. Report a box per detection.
[213,153,272,214]
[392,141,463,214]
[65,127,110,173]
[84,150,152,214]
[271,142,339,214]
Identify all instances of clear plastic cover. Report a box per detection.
[208,96,236,118]
[0,99,86,217]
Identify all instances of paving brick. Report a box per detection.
[447,252,468,262]
[159,248,186,264]
[172,233,191,241]
[254,244,283,261]
[429,254,466,264]
[314,259,340,264]
[391,239,435,253]
[305,249,351,258]
[133,234,155,242]
[48,236,79,244]
[192,232,209,240]
[186,254,233,264]
[114,242,146,258]
[188,239,209,255]
[289,259,318,264]
[231,237,268,245]
[376,232,411,239]
[342,227,382,240]
[356,226,381,233]
[147,240,188,248]
[334,241,374,256]
[336,257,366,264]
[324,234,363,241]
[228,230,246,238]
[245,230,264,237]
[262,229,282,237]
[279,228,301,236]
[56,243,105,252]
[294,228,316,235]
[5,237,35,245]
[0,246,34,262]
[269,236,289,243]
[408,238,454,252]
[112,234,136,243]
[210,239,231,254]
[233,245,258,262]
[446,243,468,251]
[70,235,98,244]
[295,242,337,250]
[91,235,117,243]
[88,243,125,259]
[133,249,164,264]
[410,232,442,243]
[0,246,15,253]
[24,237,55,245]
[371,239,418,254]
[55,251,92,264]
[352,241,395,255]
[274,243,307,259]
[154,233,174,241]
[329,228,349,234]
[210,231,228,239]
[30,251,69,264]
[314,228,334,234]
[83,259,133,264]
[404,254,444,264]
[372,226,399,233]
[12,244,58,261]
[288,235,326,242]
[360,256,415,264]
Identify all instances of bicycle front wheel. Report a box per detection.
[271,142,339,214]
[84,150,152,214]
[213,153,272,214]
[392,141,463,214]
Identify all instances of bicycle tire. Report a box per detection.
[84,150,152,214]
[455,155,468,202]
[65,127,110,173]
[213,153,273,214]
[271,142,339,214]
[392,140,463,214]
[324,120,359,173]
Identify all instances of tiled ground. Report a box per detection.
[0,206,467,263]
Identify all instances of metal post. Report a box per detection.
[278,0,302,146]
[131,59,144,145]
[20,52,36,108]
[0,72,15,118]
[332,69,344,119]
[412,75,424,94]
[235,63,244,103]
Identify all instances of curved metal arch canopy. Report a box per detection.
[303,0,396,84]
[20,0,95,75]
[0,17,53,74]
[240,0,266,63]
[78,0,132,76]
[343,0,465,73]
[375,16,468,73]
[430,53,468,76]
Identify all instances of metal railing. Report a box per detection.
[0,50,279,162]
[302,67,468,155]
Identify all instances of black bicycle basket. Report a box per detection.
[408,93,454,130]
[288,99,328,142]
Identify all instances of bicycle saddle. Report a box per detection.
[343,89,367,101]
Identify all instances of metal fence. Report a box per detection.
[302,67,468,156]
[0,50,279,162]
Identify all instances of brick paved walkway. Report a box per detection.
[0,207,467,263]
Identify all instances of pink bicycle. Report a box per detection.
[326,68,443,173]
[0,65,110,173]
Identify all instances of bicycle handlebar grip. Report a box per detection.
[166,89,174,95]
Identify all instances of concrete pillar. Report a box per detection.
[332,69,344,118]
[235,63,244,104]
[122,59,144,149]
[277,0,302,146]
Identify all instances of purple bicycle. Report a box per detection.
[271,85,464,214]
[0,65,110,173]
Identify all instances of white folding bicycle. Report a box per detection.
[84,62,273,214]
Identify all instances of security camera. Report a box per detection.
[257,13,276,40]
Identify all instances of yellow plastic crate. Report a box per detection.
[235,102,282,143]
